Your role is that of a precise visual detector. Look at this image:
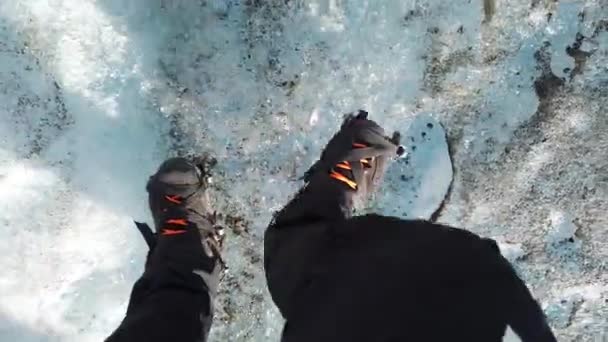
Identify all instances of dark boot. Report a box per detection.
[135,157,225,289]
[306,110,404,208]
[281,110,404,221]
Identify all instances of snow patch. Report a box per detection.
[546,284,608,331]
[561,284,608,303]
[547,211,578,244]
[547,2,580,79]
[503,327,523,342]
[497,241,527,263]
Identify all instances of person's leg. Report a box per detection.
[264,111,402,320]
[264,112,556,342]
[107,158,225,342]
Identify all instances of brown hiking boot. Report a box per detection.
[135,157,225,276]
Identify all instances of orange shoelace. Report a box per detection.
[329,143,374,190]
[161,195,188,236]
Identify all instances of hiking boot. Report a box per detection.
[135,157,225,276]
[304,110,404,212]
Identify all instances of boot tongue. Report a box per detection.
[147,158,202,198]
[157,170,199,186]
[153,175,200,198]
[156,158,200,184]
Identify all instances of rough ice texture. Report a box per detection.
[498,241,527,263]
[370,114,453,220]
[547,210,578,244]
[0,0,607,341]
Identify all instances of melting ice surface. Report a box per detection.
[0,0,607,341]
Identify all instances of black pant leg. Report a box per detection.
[264,178,348,320]
[107,227,218,342]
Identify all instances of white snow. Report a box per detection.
[497,241,527,263]
[0,0,607,341]
[547,210,578,244]
[545,284,608,332]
